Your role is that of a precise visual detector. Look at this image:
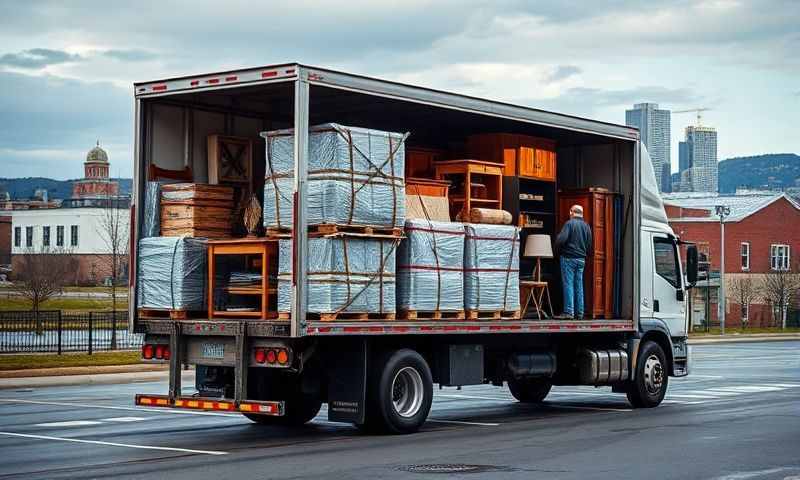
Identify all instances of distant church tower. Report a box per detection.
[71,141,119,198]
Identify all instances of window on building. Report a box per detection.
[70,225,79,247]
[56,226,64,247]
[14,227,21,247]
[740,242,750,271]
[654,238,681,288]
[770,244,790,271]
[43,226,50,247]
[25,226,33,247]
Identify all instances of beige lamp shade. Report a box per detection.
[524,234,553,258]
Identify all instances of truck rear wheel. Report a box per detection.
[508,378,552,403]
[365,349,433,434]
[626,341,668,408]
[244,370,322,426]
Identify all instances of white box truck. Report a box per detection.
[130,63,698,433]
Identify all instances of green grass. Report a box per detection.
[0,351,141,371]
[0,297,128,312]
[690,327,800,336]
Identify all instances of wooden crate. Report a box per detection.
[160,183,234,238]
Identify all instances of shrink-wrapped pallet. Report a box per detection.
[277,236,398,315]
[136,237,207,310]
[397,220,464,312]
[262,123,407,229]
[142,182,162,238]
[463,224,520,312]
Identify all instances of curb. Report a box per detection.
[0,364,168,379]
[689,334,800,345]
[0,368,195,390]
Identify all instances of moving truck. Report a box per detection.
[130,63,699,433]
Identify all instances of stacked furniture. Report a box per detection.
[434,159,503,222]
[263,123,407,320]
[159,183,234,238]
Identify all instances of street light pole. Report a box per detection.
[715,205,731,335]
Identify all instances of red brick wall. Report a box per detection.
[11,253,125,285]
[671,198,800,273]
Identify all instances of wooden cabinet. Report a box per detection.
[557,189,615,319]
[434,160,503,221]
[406,147,445,178]
[467,133,556,181]
[207,238,278,319]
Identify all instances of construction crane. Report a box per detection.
[674,108,711,126]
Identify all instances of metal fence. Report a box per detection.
[0,310,143,354]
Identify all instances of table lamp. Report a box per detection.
[523,234,553,282]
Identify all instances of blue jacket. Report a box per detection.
[555,218,592,259]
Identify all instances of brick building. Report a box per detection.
[664,192,800,329]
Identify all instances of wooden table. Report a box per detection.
[521,280,554,320]
[207,238,278,319]
[434,159,503,220]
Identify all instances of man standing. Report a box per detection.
[555,205,592,319]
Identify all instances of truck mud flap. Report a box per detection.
[326,339,367,424]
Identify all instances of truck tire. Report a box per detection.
[626,341,668,408]
[243,395,322,426]
[507,378,552,403]
[366,349,433,434]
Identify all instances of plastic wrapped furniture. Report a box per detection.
[136,237,208,311]
[141,182,162,238]
[397,219,464,315]
[463,224,521,314]
[262,123,407,230]
[277,236,397,317]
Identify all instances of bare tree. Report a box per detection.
[762,265,800,330]
[14,246,77,334]
[728,275,760,329]
[95,193,130,348]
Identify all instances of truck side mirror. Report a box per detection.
[686,245,698,287]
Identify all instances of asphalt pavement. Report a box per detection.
[0,341,797,480]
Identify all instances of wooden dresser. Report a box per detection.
[557,188,615,319]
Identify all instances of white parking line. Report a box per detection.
[0,431,227,455]
[437,394,510,402]
[666,394,720,399]
[428,419,501,426]
[713,386,784,393]
[102,417,148,423]
[35,420,103,428]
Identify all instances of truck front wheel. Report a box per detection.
[626,341,668,408]
[508,378,552,403]
[366,349,433,434]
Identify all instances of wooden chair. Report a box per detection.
[148,164,193,182]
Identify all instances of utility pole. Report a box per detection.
[715,205,731,335]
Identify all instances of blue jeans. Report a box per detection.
[560,257,586,318]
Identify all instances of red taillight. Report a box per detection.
[163,346,171,360]
[155,345,164,359]
[254,348,266,364]
[266,349,277,364]
[277,349,289,365]
[142,344,154,359]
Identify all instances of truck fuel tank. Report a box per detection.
[577,349,629,385]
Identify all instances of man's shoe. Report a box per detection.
[554,313,574,320]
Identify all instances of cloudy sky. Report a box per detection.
[1,0,798,180]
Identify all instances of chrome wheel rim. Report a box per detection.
[643,354,664,395]
[392,366,424,418]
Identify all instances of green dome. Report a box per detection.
[86,142,108,163]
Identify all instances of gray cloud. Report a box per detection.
[0,48,81,69]
[102,49,157,62]
[547,65,581,83]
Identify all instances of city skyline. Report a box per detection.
[625,102,671,192]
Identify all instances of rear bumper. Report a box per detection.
[135,394,285,416]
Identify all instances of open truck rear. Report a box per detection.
[130,63,697,433]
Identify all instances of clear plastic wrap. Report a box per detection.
[397,219,464,312]
[278,236,397,314]
[463,224,521,312]
[136,237,208,310]
[262,123,407,229]
[142,182,162,238]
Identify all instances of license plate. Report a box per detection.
[201,342,225,359]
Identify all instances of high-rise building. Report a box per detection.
[679,141,690,172]
[680,126,718,193]
[626,103,671,192]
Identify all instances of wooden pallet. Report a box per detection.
[279,311,396,321]
[138,308,204,320]
[398,310,465,320]
[465,309,521,320]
